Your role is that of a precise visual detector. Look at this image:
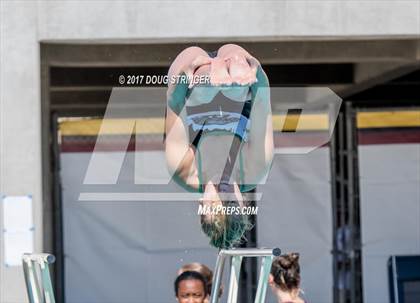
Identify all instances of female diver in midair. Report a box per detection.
[165,44,273,249]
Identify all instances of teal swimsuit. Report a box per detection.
[167,65,270,193]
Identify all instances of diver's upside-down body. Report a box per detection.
[165,44,274,249]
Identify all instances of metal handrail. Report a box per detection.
[219,248,281,257]
[22,253,56,303]
[210,247,281,303]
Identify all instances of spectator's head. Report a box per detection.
[178,263,223,299]
[178,263,212,296]
[175,271,206,303]
[269,253,301,294]
[200,181,253,249]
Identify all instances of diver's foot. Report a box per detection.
[210,57,232,86]
[228,55,257,85]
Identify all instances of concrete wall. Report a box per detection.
[0,1,419,302]
[359,144,420,303]
[1,3,43,303]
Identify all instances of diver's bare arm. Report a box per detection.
[165,106,200,189]
[247,95,274,168]
[246,69,274,170]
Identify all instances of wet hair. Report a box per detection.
[270,253,301,292]
[200,201,252,249]
[179,263,222,297]
[200,182,253,249]
[174,271,206,297]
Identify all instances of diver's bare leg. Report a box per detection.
[216,44,259,85]
[167,46,211,92]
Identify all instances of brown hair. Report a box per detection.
[270,253,301,292]
[200,198,253,249]
[178,263,223,298]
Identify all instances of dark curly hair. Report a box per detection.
[270,253,301,292]
[174,271,206,297]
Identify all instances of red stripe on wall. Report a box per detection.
[358,128,420,145]
[60,131,331,153]
[61,137,164,153]
[60,128,420,153]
